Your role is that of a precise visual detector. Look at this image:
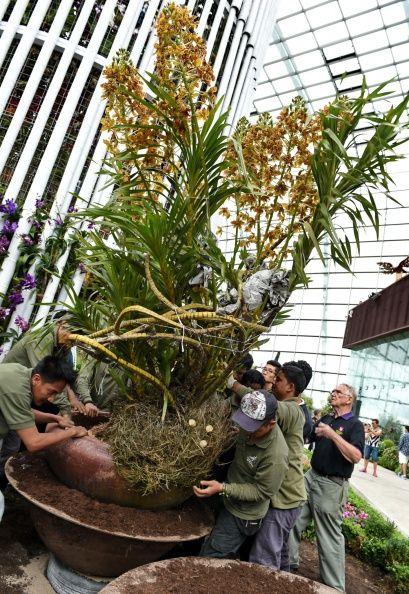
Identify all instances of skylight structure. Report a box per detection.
[253,0,409,405]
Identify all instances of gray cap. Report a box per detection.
[232,389,278,432]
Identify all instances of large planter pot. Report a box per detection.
[5,454,213,578]
[44,424,191,509]
[100,557,338,593]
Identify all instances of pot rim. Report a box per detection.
[5,456,213,543]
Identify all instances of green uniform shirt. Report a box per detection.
[75,357,121,411]
[236,386,306,509]
[224,425,288,521]
[0,364,35,440]
[274,398,307,509]
[2,328,71,414]
[3,328,57,366]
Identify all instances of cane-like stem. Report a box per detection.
[105,332,203,350]
[114,305,183,334]
[144,253,184,313]
[67,333,174,417]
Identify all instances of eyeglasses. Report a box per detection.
[331,389,350,397]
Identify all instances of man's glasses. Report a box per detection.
[331,389,350,397]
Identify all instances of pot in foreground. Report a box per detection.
[100,557,338,593]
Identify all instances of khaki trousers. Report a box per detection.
[289,468,349,592]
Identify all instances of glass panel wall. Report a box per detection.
[347,331,409,424]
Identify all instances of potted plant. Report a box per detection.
[46,3,408,509]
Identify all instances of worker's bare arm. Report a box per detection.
[17,425,87,453]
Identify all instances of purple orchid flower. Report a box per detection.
[0,199,18,215]
[8,291,24,309]
[22,235,35,247]
[2,220,18,235]
[31,219,43,230]
[21,273,37,290]
[15,316,29,332]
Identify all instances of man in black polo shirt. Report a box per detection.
[289,383,364,592]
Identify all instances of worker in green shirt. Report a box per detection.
[2,320,86,413]
[75,356,123,414]
[0,356,88,522]
[0,320,98,481]
[193,390,288,558]
[228,364,308,570]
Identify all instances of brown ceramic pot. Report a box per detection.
[5,456,213,578]
[44,424,191,509]
[100,557,338,593]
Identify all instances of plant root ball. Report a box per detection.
[98,397,236,495]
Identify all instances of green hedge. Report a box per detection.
[378,439,395,456]
[379,446,400,473]
[302,488,409,593]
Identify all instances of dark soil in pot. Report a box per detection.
[71,410,111,430]
[8,453,212,538]
[100,557,336,594]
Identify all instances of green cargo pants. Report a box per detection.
[289,467,349,592]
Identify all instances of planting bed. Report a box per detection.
[100,557,337,594]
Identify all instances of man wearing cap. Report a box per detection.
[228,364,308,571]
[193,390,289,558]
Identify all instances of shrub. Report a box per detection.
[379,446,399,472]
[378,439,395,455]
[364,513,396,540]
[342,519,365,555]
[388,563,409,594]
[385,536,409,565]
[360,537,387,567]
[301,521,316,542]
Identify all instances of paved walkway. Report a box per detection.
[350,463,409,537]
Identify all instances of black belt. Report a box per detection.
[321,474,348,485]
[311,468,348,485]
